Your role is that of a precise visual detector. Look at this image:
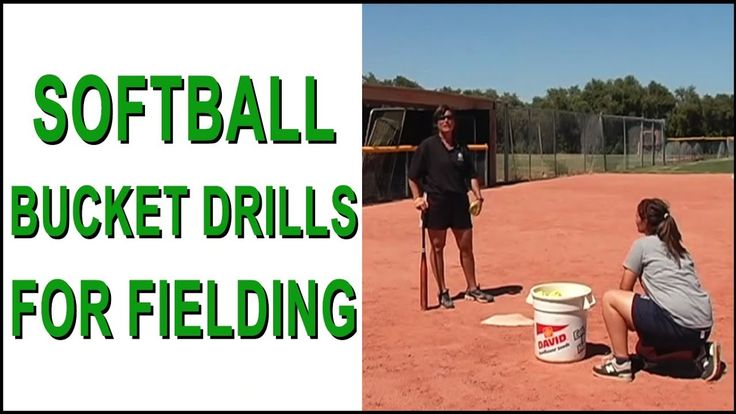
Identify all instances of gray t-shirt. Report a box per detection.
[624,235,713,329]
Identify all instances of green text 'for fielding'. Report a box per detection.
[12,279,357,340]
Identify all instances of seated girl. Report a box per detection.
[593,198,722,382]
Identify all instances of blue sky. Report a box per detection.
[363,4,734,102]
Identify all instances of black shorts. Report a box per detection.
[632,294,710,352]
[424,192,472,230]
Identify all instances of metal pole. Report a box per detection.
[662,119,667,165]
[583,116,587,173]
[623,118,627,170]
[651,121,656,166]
[553,110,558,177]
[504,104,509,182]
[640,119,644,167]
[528,108,532,180]
[600,112,607,172]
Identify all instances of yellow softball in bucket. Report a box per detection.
[538,289,563,298]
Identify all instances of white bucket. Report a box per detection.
[525,282,596,363]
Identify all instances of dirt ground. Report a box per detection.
[363,174,733,410]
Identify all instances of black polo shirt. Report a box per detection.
[408,135,477,195]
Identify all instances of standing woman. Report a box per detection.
[408,104,494,309]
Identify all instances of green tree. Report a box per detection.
[391,75,422,89]
[532,88,573,111]
[669,86,703,137]
[461,88,498,100]
[364,73,733,139]
[437,86,462,94]
[642,81,676,119]
[362,72,380,85]
[362,73,423,89]
[611,75,644,116]
[500,92,525,107]
[582,79,615,114]
[701,93,734,136]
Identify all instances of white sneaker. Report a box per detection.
[700,342,723,381]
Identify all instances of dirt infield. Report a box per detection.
[363,174,733,410]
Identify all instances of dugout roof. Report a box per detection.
[363,84,496,110]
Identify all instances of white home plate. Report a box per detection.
[481,313,534,327]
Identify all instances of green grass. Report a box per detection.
[493,154,733,181]
[623,158,734,174]
[494,153,658,181]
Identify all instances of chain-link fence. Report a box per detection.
[664,137,734,163]
[363,98,732,205]
[362,108,408,203]
[495,104,667,183]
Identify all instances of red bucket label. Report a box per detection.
[535,322,587,357]
[535,323,570,355]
